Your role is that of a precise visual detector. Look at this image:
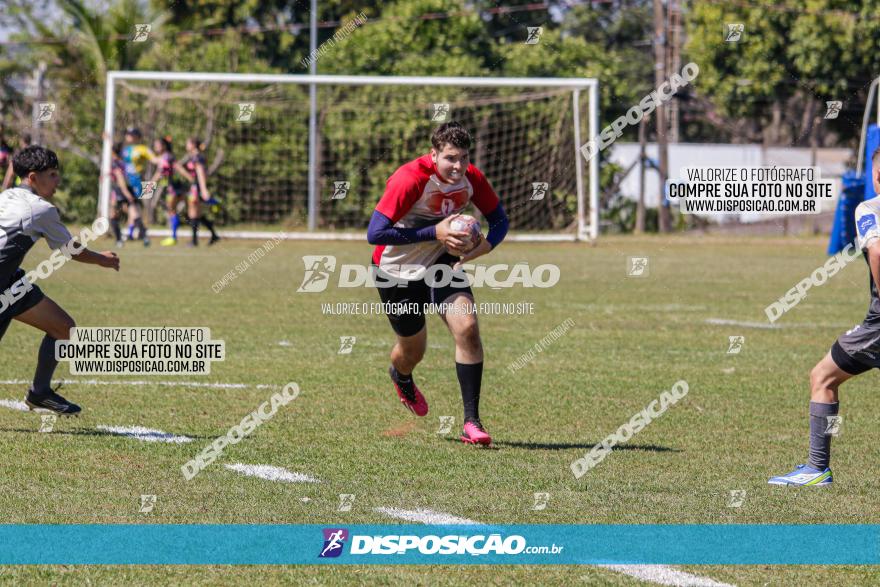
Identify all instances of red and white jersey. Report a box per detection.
[372,153,500,280]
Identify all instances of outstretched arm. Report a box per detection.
[71,247,120,271]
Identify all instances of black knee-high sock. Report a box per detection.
[200,217,218,238]
[32,335,59,395]
[390,366,415,396]
[456,361,483,423]
[135,218,147,240]
[190,219,199,245]
[111,218,121,241]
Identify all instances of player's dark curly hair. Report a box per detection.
[13,145,59,178]
[431,121,472,151]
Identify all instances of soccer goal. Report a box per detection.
[100,72,599,242]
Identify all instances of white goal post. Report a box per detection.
[100,71,599,242]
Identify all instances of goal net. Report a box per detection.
[100,72,598,241]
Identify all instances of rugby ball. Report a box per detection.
[447,214,483,255]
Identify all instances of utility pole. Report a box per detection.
[636,116,647,234]
[667,0,681,144]
[653,0,671,233]
[31,61,47,146]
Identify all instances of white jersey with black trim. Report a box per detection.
[854,196,880,325]
[0,185,73,289]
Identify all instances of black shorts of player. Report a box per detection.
[829,323,880,375]
[0,269,46,342]
[374,253,474,337]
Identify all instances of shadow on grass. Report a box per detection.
[475,440,681,452]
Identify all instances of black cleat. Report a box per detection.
[208,235,221,246]
[25,385,81,416]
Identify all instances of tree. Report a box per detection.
[685,0,874,148]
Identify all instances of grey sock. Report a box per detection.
[807,401,839,470]
[32,335,58,395]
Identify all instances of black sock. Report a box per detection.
[135,218,147,240]
[32,335,59,395]
[111,218,121,241]
[456,361,483,423]
[190,219,199,244]
[808,401,839,470]
[391,366,415,395]
[200,217,218,238]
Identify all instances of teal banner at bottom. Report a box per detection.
[0,525,876,565]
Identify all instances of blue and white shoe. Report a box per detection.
[768,464,832,486]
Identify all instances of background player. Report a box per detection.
[367,121,509,445]
[121,127,152,246]
[0,145,120,415]
[183,137,220,246]
[769,147,880,486]
[150,136,191,246]
[109,143,138,247]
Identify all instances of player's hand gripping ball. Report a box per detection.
[446,214,483,256]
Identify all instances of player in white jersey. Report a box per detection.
[0,146,120,415]
[770,147,880,486]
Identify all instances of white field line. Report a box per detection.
[0,402,198,443]
[373,507,480,525]
[0,399,37,412]
[705,318,780,330]
[600,565,735,587]
[706,318,849,330]
[373,507,735,587]
[224,463,320,483]
[96,425,193,444]
[0,379,279,390]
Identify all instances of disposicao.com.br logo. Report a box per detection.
[318,528,563,558]
[297,255,560,292]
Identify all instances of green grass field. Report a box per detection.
[1,234,879,586]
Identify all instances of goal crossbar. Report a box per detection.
[100,71,599,242]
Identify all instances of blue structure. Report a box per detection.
[828,124,880,254]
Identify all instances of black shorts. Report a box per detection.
[0,269,46,342]
[830,321,880,375]
[374,253,474,337]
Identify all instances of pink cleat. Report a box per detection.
[461,420,492,446]
[389,367,428,417]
